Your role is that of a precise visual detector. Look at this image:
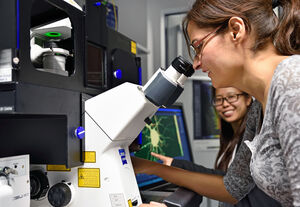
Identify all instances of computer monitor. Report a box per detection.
[193,80,220,139]
[133,104,193,189]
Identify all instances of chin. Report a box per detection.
[212,81,225,89]
[223,116,236,123]
[211,79,219,88]
[212,79,232,89]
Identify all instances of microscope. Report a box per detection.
[29,56,194,207]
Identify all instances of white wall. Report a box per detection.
[146,0,194,77]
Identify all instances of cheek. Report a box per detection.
[234,106,248,119]
[202,40,238,88]
[201,47,218,67]
[203,38,225,61]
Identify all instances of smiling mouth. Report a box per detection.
[223,110,234,116]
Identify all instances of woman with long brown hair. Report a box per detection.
[133,0,300,206]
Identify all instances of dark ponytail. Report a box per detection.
[273,0,300,55]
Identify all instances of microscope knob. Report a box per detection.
[75,126,85,139]
[48,182,73,207]
[113,69,122,79]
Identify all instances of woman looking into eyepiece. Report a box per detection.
[133,0,300,206]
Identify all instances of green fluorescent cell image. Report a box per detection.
[134,114,184,161]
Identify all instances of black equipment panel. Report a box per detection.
[0,0,140,167]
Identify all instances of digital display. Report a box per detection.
[133,105,192,188]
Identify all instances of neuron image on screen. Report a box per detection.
[134,106,192,188]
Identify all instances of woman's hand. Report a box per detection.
[151,152,173,166]
[139,201,167,207]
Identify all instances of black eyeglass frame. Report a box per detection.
[213,93,245,106]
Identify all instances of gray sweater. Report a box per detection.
[224,55,300,207]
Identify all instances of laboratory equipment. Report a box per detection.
[30,56,194,207]
[0,0,140,168]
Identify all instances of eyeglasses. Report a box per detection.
[213,93,245,106]
[189,25,223,59]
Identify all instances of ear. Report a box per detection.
[227,17,247,43]
[246,95,252,107]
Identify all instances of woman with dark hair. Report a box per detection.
[152,86,251,173]
[212,87,248,172]
[133,0,300,206]
[216,90,246,172]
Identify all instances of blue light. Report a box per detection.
[17,0,20,49]
[138,132,142,145]
[114,69,122,80]
[138,67,142,85]
[158,108,181,112]
[75,126,85,139]
[94,2,101,6]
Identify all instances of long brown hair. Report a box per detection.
[212,87,251,171]
[182,0,300,56]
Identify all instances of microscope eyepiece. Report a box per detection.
[171,56,194,77]
[183,63,194,77]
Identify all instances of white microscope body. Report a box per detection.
[29,56,194,207]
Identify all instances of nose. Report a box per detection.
[193,55,202,70]
[222,98,230,107]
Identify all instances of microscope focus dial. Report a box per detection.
[48,182,75,207]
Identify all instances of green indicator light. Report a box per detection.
[44,32,62,37]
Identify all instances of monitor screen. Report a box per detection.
[193,80,220,139]
[133,104,193,189]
